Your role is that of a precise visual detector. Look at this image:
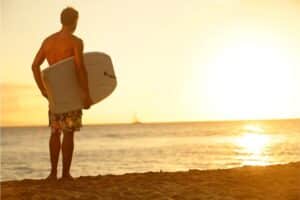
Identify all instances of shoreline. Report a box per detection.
[1,162,300,200]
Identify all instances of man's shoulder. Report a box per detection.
[71,35,83,45]
[70,35,84,50]
[46,32,59,40]
[42,32,58,45]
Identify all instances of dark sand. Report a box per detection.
[1,162,300,200]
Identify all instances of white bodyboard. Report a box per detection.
[42,52,117,114]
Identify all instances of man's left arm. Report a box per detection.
[32,42,47,98]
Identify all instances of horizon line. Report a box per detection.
[1,117,300,129]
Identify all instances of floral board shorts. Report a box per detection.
[48,109,82,133]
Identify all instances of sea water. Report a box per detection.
[1,120,300,181]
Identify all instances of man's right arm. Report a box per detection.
[32,41,47,99]
[73,39,92,109]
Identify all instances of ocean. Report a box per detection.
[1,119,300,181]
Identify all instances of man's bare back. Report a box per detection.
[32,29,92,109]
[43,32,82,65]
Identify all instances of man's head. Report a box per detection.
[60,7,78,33]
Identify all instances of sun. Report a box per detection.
[200,36,295,120]
[212,42,290,118]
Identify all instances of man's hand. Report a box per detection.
[83,94,93,109]
[41,89,48,99]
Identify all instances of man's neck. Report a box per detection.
[60,26,73,35]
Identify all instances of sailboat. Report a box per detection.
[132,113,142,124]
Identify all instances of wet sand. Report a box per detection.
[1,162,300,200]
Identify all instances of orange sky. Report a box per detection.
[1,0,300,126]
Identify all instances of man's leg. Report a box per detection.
[62,130,74,179]
[47,130,61,179]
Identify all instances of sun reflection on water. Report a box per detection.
[235,124,271,166]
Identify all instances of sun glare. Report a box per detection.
[236,133,270,154]
[235,125,271,166]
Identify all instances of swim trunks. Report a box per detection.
[48,109,82,133]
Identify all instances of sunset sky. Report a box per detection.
[1,0,300,126]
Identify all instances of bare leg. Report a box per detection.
[62,130,74,179]
[47,130,61,180]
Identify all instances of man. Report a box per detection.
[32,7,93,180]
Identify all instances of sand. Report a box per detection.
[1,162,300,200]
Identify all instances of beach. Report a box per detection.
[1,162,299,200]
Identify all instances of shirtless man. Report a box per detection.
[32,7,92,180]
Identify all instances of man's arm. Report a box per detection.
[32,42,47,98]
[73,39,92,108]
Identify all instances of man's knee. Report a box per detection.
[51,130,61,137]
